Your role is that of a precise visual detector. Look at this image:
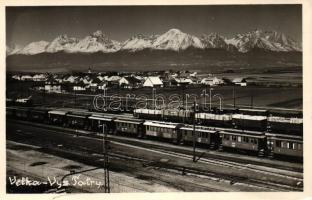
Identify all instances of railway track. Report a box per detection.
[7,120,303,191]
[9,119,302,172]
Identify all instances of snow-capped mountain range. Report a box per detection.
[7,28,301,56]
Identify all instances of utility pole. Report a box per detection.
[233,85,236,108]
[74,89,77,108]
[251,93,254,108]
[192,101,196,162]
[209,87,213,111]
[100,124,110,193]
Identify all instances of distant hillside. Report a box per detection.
[6,48,302,72]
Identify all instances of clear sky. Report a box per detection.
[6,5,302,47]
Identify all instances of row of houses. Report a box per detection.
[11,72,247,93]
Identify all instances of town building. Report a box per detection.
[143,76,164,87]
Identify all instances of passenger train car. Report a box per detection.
[6,106,303,160]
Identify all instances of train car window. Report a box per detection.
[287,142,292,149]
[298,143,302,150]
[250,138,254,144]
[254,139,258,144]
[224,134,230,140]
[276,140,281,148]
[232,135,237,141]
[238,136,242,142]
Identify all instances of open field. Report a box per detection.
[6,84,302,110]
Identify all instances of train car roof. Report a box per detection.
[265,132,303,140]
[232,114,267,120]
[181,125,218,133]
[144,121,182,129]
[115,117,144,124]
[268,116,303,124]
[48,110,68,115]
[134,109,162,114]
[89,114,116,121]
[239,108,268,112]
[220,130,265,138]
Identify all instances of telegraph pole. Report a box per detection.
[233,85,236,108]
[101,124,110,193]
[251,93,254,108]
[192,101,196,162]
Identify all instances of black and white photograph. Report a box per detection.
[4,3,309,196]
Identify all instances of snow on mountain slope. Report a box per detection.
[72,30,121,53]
[17,41,49,55]
[121,34,154,51]
[152,29,204,51]
[6,44,22,55]
[45,34,79,53]
[7,28,301,55]
[225,29,301,52]
[200,33,236,51]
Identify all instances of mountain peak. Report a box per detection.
[166,28,184,34]
[91,30,106,38]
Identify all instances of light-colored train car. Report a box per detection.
[266,133,303,158]
[115,117,145,137]
[180,125,220,149]
[143,121,183,143]
[219,129,266,156]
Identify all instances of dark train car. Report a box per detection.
[48,109,68,126]
[219,129,266,156]
[66,110,92,129]
[143,121,183,143]
[162,109,193,123]
[232,114,267,131]
[29,107,51,123]
[267,116,303,135]
[266,133,303,159]
[134,109,162,120]
[268,109,302,118]
[115,117,145,138]
[238,108,268,116]
[13,107,30,120]
[6,107,16,119]
[89,113,116,134]
[180,125,220,149]
[196,113,232,127]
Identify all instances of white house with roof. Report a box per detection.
[45,82,62,93]
[232,77,247,86]
[12,75,21,80]
[201,77,224,86]
[64,75,78,83]
[20,75,33,81]
[32,74,47,81]
[143,76,163,87]
[107,75,121,82]
[174,77,193,86]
